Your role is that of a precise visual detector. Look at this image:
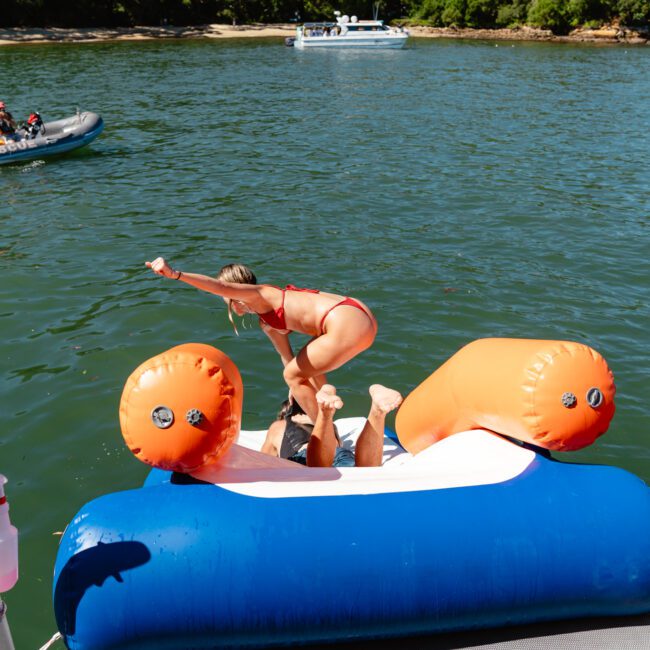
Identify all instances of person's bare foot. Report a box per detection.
[316,384,344,414]
[369,384,402,415]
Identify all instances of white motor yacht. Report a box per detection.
[290,11,409,49]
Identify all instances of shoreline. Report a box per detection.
[0,23,647,46]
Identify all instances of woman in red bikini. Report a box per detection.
[145,257,377,425]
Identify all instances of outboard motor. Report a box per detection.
[21,112,43,139]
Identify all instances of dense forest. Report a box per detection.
[1,0,648,34]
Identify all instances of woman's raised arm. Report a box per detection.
[145,257,261,302]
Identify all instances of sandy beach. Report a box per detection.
[0,24,295,46]
[0,22,647,46]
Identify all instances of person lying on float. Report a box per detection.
[262,384,402,468]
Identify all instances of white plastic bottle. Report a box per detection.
[0,476,18,593]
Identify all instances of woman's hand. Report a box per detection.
[146,257,179,279]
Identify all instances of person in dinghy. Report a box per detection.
[0,101,18,139]
[145,257,377,423]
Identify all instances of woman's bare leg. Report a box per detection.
[283,306,376,422]
[282,371,320,423]
[355,385,403,467]
[307,385,343,467]
[309,373,327,392]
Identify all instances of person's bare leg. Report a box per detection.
[307,385,343,467]
[283,307,376,422]
[309,373,327,392]
[283,373,319,423]
[355,385,403,467]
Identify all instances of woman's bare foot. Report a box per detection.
[369,384,402,415]
[316,384,344,414]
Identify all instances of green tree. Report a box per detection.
[301,1,336,20]
[567,0,610,25]
[416,0,448,23]
[2,0,649,31]
[527,0,571,31]
[617,0,650,23]
[465,0,497,25]
[495,0,530,26]
[441,0,467,24]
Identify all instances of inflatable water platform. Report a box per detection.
[0,111,103,165]
[52,339,650,650]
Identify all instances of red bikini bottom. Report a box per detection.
[319,297,373,334]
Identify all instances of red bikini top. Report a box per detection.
[258,285,319,331]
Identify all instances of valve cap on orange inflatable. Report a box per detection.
[119,343,243,473]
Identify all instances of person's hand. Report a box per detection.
[145,257,178,279]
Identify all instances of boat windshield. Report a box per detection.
[346,24,390,31]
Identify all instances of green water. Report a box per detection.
[1,37,649,647]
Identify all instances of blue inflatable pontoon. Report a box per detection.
[53,421,650,649]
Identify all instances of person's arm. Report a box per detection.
[261,420,285,457]
[260,320,294,366]
[145,256,262,303]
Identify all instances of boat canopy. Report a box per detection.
[302,22,337,27]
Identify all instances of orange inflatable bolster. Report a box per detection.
[120,343,243,473]
[395,338,615,454]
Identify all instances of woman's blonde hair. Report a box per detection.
[217,263,257,335]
